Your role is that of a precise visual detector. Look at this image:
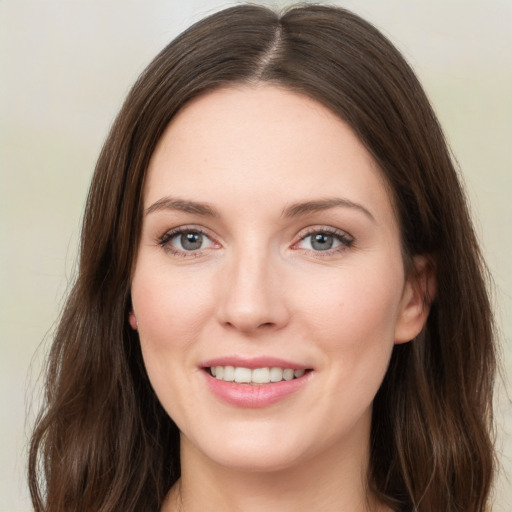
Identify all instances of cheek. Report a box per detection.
[132,264,215,351]
[292,260,404,391]
[299,263,402,338]
[130,264,216,419]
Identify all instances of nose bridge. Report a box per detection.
[218,241,288,332]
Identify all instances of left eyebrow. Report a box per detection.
[282,198,375,223]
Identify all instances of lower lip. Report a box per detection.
[203,371,312,408]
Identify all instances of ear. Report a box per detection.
[129,310,138,331]
[394,255,436,344]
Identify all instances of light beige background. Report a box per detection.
[1,1,510,510]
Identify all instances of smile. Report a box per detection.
[202,359,313,408]
[210,366,307,384]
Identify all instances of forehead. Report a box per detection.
[144,85,396,228]
[152,85,371,166]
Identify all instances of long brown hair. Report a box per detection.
[28,4,496,511]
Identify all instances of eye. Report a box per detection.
[294,228,353,253]
[158,227,216,255]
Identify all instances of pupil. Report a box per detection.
[312,233,333,251]
[181,232,202,250]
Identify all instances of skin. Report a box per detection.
[130,85,432,512]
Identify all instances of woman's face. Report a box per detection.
[131,85,427,473]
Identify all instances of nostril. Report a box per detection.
[223,320,275,331]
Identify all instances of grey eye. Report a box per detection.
[295,228,352,253]
[310,233,335,251]
[159,228,216,255]
[178,232,204,251]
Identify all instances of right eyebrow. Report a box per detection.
[145,196,219,217]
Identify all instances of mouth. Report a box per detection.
[207,366,311,384]
[201,359,313,408]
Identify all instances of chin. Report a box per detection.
[205,445,306,474]
[183,422,315,473]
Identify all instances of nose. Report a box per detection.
[216,248,290,334]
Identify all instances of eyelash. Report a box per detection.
[157,226,217,258]
[157,226,354,257]
[293,227,354,255]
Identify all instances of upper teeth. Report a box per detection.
[210,366,306,384]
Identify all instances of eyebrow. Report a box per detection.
[145,197,219,217]
[282,198,375,222]
[145,196,374,222]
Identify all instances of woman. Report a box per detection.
[28,4,497,511]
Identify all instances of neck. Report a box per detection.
[162,431,388,512]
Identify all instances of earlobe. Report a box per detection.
[129,311,138,331]
[394,255,436,344]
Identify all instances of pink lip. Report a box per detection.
[200,356,313,409]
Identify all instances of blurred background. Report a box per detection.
[0,1,510,510]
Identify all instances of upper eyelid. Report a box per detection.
[295,225,353,240]
[159,225,215,239]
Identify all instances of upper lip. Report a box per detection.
[201,356,310,370]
